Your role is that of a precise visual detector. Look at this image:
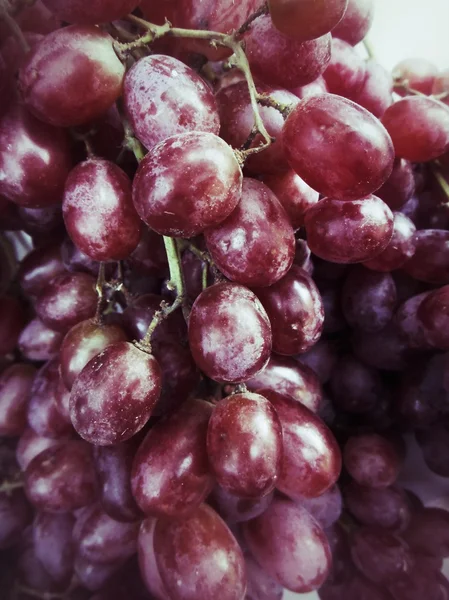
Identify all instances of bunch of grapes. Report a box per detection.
[0,0,449,598]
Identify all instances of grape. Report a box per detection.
[323,38,367,98]
[245,553,283,600]
[138,518,170,600]
[344,482,411,532]
[417,286,449,349]
[415,423,449,477]
[263,169,319,229]
[61,237,102,276]
[344,433,401,488]
[18,244,64,297]
[204,178,295,287]
[268,0,348,41]
[132,132,242,238]
[318,282,347,334]
[41,0,141,24]
[124,55,219,150]
[296,339,338,384]
[0,364,35,437]
[0,489,32,549]
[283,94,394,200]
[0,103,72,207]
[253,265,324,355]
[403,507,449,558]
[332,0,374,45]
[131,399,213,517]
[392,58,438,95]
[376,159,416,211]
[60,319,128,390]
[209,485,274,524]
[35,272,97,333]
[342,266,397,332]
[294,238,314,274]
[350,527,412,584]
[353,60,393,119]
[154,503,246,600]
[63,158,141,261]
[329,355,387,414]
[395,292,433,350]
[16,428,60,471]
[387,564,449,600]
[93,441,142,523]
[243,497,331,593]
[74,553,123,592]
[304,196,394,263]
[382,97,449,162]
[54,375,71,421]
[292,75,328,99]
[181,248,214,304]
[188,282,272,383]
[260,389,341,499]
[246,354,323,412]
[28,359,73,439]
[19,26,125,127]
[207,392,282,497]
[216,82,299,176]
[33,512,75,585]
[295,484,343,529]
[127,227,168,277]
[25,440,97,512]
[74,503,139,565]
[244,15,331,89]
[403,230,449,284]
[70,341,161,445]
[363,212,416,272]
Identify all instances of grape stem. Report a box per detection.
[235,1,269,35]
[256,93,293,117]
[94,262,106,323]
[0,479,23,494]
[431,164,449,204]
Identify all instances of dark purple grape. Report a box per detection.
[295,338,338,384]
[207,392,282,498]
[245,552,283,600]
[0,295,26,355]
[35,272,97,333]
[376,159,416,210]
[323,37,366,98]
[188,282,272,383]
[283,94,394,200]
[268,0,348,41]
[403,507,449,558]
[132,132,242,237]
[61,236,101,275]
[342,266,397,332]
[18,244,65,297]
[415,423,449,477]
[209,485,274,524]
[138,518,170,600]
[387,563,449,600]
[352,323,413,371]
[332,0,374,45]
[18,318,64,362]
[403,230,449,284]
[124,54,219,150]
[74,503,138,565]
[246,354,323,412]
[0,363,36,437]
[253,265,324,355]
[127,227,168,277]
[350,527,413,584]
[63,158,141,261]
[154,503,246,600]
[261,389,341,499]
[33,511,75,585]
[382,96,449,162]
[25,440,97,512]
[245,15,331,89]
[395,292,432,350]
[243,496,331,593]
[131,399,213,518]
[70,341,161,445]
[417,285,449,349]
[16,428,60,471]
[304,196,394,263]
[60,319,128,390]
[0,103,72,207]
[344,433,401,488]
[0,489,32,549]
[295,484,343,529]
[74,553,122,592]
[364,212,416,272]
[19,26,125,127]
[344,481,411,531]
[40,0,141,24]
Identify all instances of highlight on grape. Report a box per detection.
[0,0,449,599]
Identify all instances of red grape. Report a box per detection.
[283,94,394,200]
[188,282,272,383]
[0,364,36,437]
[244,15,331,89]
[138,518,170,600]
[395,292,433,350]
[41,0,141,24]
[209,485,274,524]
[332,0,374,46]
[261,389,341,499]
[205,178,295,287]
[132,132,242,237]
[131,399,213,518]
[344,434,401,488]
[268,0,348,41]
[70,341,161,445]
[403,229,449,284]
[19,26,125,127]
[393,57,438,96]
[122,293,186,344]
[74,553,122,592]
[291,75,328,99]
[243,496,331,593]
[304,196,394,263]
[124,54,219,150]
[127,227,168,277]
[18,244,65,297]
[296,338,338,384]
[16,428,60,471]
[376,158,416,210]
[363,211,416,271]
[0,103,72,207]
[19,319,63,363]
[353,60,393,119]
[415,423,449,477]
[323,38,366,98]
[63,158,141,261]
[416,285,449,349]
[382,96,449,162]
[207,392,282,497]
[154,503,246,600]
[245,553,283,600]
[253,265,324,355]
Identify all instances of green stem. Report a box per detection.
[431,164,449,203]
[94,263,106,323]
[235,1,269,35]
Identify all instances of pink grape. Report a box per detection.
[332,0,374,46]
[393,57,438,95]
[0,363,36,437]
[268,0,348,41]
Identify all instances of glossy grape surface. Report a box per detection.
[332,0,374,45]
[268,0,348,41]
[18,317,63,362]
[344,433,401,488]
[0,363,36,436]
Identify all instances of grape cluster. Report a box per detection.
[0,0,449,599]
